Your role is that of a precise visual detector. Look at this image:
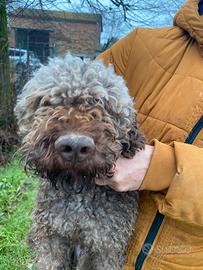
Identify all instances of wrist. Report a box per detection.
[139,140,176,191]
[135,145,154,189]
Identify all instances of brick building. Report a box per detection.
[9,9,102,62]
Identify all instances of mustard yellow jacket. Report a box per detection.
[98,0,203,269]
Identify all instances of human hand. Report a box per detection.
[96,145,154,192]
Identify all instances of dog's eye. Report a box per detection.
[91,112,98,118]
[89,110,103,121]
[40,96,51,107]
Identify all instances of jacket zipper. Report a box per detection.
[134,115,203,270]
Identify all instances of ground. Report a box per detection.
[0,159,37,270]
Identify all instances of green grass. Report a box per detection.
[0,159,37,270]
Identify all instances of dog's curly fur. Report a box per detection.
[15,54,145,270]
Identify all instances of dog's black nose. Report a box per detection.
[55,135,95,162]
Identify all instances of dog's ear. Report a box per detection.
[15,93,41,136]
[121,121,145,158]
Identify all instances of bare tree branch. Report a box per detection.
[7,0,185,46]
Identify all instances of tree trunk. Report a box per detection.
[0,1,15,130]
[0,1,17,163]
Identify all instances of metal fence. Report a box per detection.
[9,42,56,94]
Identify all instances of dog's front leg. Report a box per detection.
[28,228,72,270]
[76,247,124,270]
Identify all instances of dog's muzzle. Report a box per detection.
[55,134,95,162]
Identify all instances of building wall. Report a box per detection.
[9,14,101,58]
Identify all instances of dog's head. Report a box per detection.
[15,54,144,187]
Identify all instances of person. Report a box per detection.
[96,0,203,269]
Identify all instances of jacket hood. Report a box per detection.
[174,0,203,55]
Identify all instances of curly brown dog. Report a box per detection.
[15,54,145,270]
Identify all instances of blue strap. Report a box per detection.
[198,0,203,16]
[185,116,203,144]
[134,115,203,270]
[134,212,164,269]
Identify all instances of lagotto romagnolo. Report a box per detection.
[15,54,145,270]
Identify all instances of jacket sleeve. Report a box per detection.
[98,30,203,227]
[140,139,203,226]
[97,29,137,77]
